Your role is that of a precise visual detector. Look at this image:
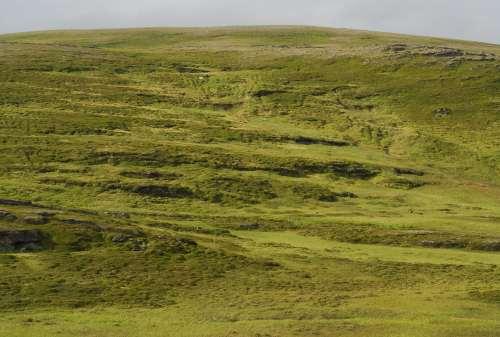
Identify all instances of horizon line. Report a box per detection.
[1,24,499,46]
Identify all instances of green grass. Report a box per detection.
[0,26,499,336]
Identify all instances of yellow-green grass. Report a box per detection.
[0,26,499,336]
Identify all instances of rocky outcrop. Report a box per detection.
[420,47,464,57]
[0,210,17,222]
[0,199,33,207]
[0,229,46,252]
[385,44,496,61]
[22,215,49,225]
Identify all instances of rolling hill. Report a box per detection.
[0,26,499,337]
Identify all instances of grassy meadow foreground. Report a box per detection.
[0,26,499,337]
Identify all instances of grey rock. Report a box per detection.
[421,47,464,57]
[434,107,452,117]
[111,233,131,243]
[23,215,49,225]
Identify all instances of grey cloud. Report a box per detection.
[0,0,498,43]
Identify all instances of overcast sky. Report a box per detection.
[1,0,499,43]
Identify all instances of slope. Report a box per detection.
[0,26,499,337]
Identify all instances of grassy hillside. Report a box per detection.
[0,26,499,337]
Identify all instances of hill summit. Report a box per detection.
[0,26,499,337]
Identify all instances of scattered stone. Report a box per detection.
[385,44,496,62]
[110,228,147,247]
[22,215,49,225]
[465,52,496,61]
[385,43,408,52]
[433,107,452,118]
[162,238,196,254]
[130,239,148,252]
[111,233,131,243]
[421,47,464,57]
[382,178,426,190]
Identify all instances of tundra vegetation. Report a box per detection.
[0,26,499,337]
